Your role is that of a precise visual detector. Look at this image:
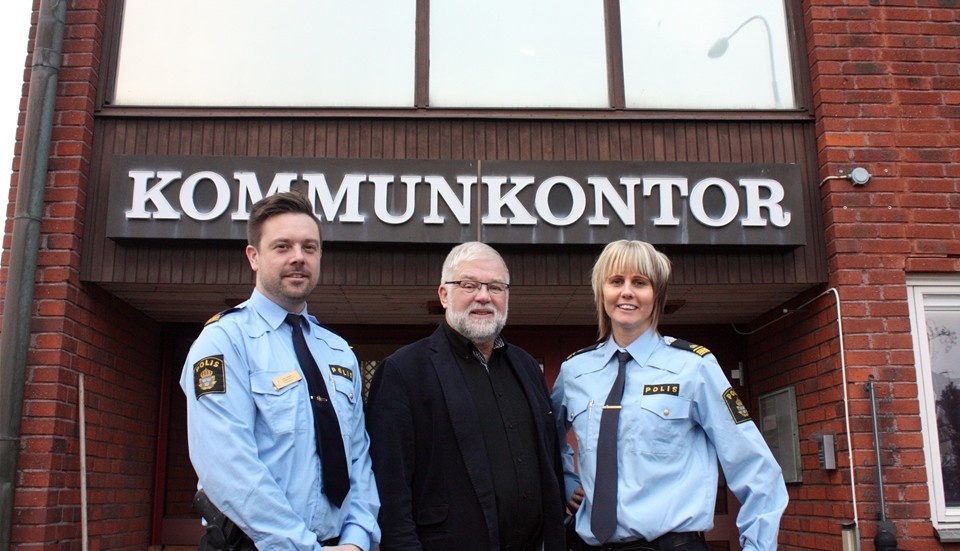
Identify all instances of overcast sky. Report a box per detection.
[1,2,34,227]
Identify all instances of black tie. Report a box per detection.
[591,350,631,543]
[285,314,349,508]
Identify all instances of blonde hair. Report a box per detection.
[591,240,671,341]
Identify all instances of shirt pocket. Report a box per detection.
[331,380,359,432]
[565,397,598,452]
[622,394,692,456]
[250,371,305,434]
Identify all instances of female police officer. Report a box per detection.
[552,240,788,550]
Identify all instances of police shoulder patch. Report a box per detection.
[193,355,226,399]
[722,387,751,424]
[667,337,711,357]
[205,307,241,326]
[565,342,602,361]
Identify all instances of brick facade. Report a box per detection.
[1,0,958,549]
[3,2,163,549]
[779,1,960,548]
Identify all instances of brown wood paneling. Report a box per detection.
[81,116,826,325]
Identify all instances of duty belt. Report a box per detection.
[580,531,705,551]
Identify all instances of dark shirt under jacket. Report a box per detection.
[444,324,543,551]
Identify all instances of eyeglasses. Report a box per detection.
[444,280,510,295]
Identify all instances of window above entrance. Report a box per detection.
[110,0,799,111]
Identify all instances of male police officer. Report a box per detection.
[180,191,379,550]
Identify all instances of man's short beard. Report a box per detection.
[448,307,508,344]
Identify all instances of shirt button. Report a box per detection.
[663,409,671,416]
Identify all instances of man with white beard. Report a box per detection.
[366,242,567,551]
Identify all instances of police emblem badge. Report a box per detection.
[193,355,226,399]
[722,387,751,424]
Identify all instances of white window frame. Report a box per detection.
[907,274,960,530]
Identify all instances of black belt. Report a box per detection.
[234,533,338,549]
[580,531,704,551]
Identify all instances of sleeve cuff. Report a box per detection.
[337,523,372,551]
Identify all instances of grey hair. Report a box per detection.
[440,242,510,285]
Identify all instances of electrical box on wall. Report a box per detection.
[818,434,837,470]
[759,387,802,483]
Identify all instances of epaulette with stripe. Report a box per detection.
[306,314,337,333]
[204,306,241,326]
[565,342,603,360]
[667,337,711,357]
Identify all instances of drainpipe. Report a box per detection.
[866,377,899,551]
[0,1,67,550]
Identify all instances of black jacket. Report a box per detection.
[366,325,566,551]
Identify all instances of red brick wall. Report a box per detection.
[2,1,163,549]
[748,293,859,550]
[15,287,161,550]
[782,0,960,549]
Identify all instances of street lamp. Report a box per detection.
[707,15,780,108]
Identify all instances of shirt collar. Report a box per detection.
[441,319,506,362]
[250,288,309,332]
[601,326,660,367]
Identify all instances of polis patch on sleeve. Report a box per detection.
[329,364,354,381]
[723,387,751,424]
[193,355,226,399]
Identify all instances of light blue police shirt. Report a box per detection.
[179,288,380,550]
[551,328,788,550]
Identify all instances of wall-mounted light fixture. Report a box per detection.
[820,167,872,187]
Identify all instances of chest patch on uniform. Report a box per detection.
[723,387,751,424]
[193,355,226,399]
[329,364,353,381]
[644,384,679,396]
